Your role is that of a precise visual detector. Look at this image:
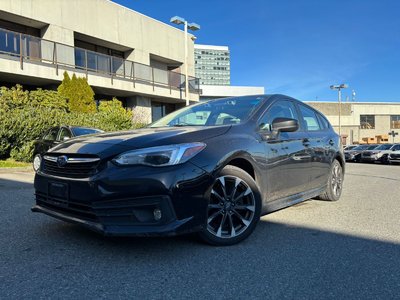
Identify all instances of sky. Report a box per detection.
[113,0,400,102]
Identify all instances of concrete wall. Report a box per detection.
[0,0,200,117]
[0,0,195,75]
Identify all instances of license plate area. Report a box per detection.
[48,181,69,207]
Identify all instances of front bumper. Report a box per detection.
[360,155,380,162]
[32,161,213,236]
[389,156,400,163]
[345,154,357,161]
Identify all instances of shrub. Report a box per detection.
[0,85,29,111]
[10,141,36,163]
[0,106,65,159]
[96,99,134,131]
[57,72,96,113]
[0,85,142,162]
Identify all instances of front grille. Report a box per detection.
[42,155,101,178]
[363,152,371,157]
[390,154,400,159]
[35,192,175,226]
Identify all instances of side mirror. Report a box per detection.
[271,118,299,133]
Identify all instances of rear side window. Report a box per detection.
[317,113,330,130]
[298,105,321,131]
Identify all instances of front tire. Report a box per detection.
[380,155,389,164]
[318,159,344,201]
[199,165,261,246]
[33,154,41,172]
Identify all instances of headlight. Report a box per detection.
[113,142,206,167]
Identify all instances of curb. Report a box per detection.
[0,167,34,174]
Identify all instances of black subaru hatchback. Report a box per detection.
[32,95,344,245]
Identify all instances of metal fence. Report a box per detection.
[0,28,200,94]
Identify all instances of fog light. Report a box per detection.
[153,208,162,221]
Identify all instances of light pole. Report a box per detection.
[330,84,348,139]
[170,16,200,106]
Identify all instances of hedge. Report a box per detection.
[0,85,143,162]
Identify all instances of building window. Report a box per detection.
[391,115,400,129]
[151,102,175,122]
[360,115,375,129]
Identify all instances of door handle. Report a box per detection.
[302,138,310,147]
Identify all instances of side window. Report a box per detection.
[58,128,72,141]
[299,105,321,131]
[393,145,400,151]
[317,113,330,130]
[43,128,59,141]
[259,100,299,131]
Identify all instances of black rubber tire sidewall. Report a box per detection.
[318,159,343,202]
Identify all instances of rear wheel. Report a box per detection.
[33,154,41,172]
[318,159,343,201]
[199,165,261,246]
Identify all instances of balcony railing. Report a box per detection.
[0,27,200,95]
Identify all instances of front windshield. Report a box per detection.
[149,96,265,128]
[375,144,393,150]
[352,145,369,150]
[344,146,356,150]
[367,145,379,150]
[72,127,103,136]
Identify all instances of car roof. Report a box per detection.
[67,126,100,130]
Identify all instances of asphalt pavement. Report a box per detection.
[0,163,399,299]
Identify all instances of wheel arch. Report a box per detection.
[335,152,345,172]
[219,151,260,183]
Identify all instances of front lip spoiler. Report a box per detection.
[31,205,104,233]
[31,205,196,237]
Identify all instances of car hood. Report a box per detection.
[345,150,362,155]
[344,150,363,154]
[363,150,382,154]
[48,126,231,158]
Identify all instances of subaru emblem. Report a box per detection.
[57,155,68,167]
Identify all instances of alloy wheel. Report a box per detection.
[331,162,343,197]
[207,175,256,239]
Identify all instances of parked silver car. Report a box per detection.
[388,146,400,164]
[344,144,378,162]
[360,143,400,164]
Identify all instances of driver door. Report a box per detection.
[259,99,312,202]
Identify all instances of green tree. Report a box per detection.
[57,72,96,113]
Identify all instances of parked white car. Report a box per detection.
[361,143,400,164]
[388,146,400,164]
